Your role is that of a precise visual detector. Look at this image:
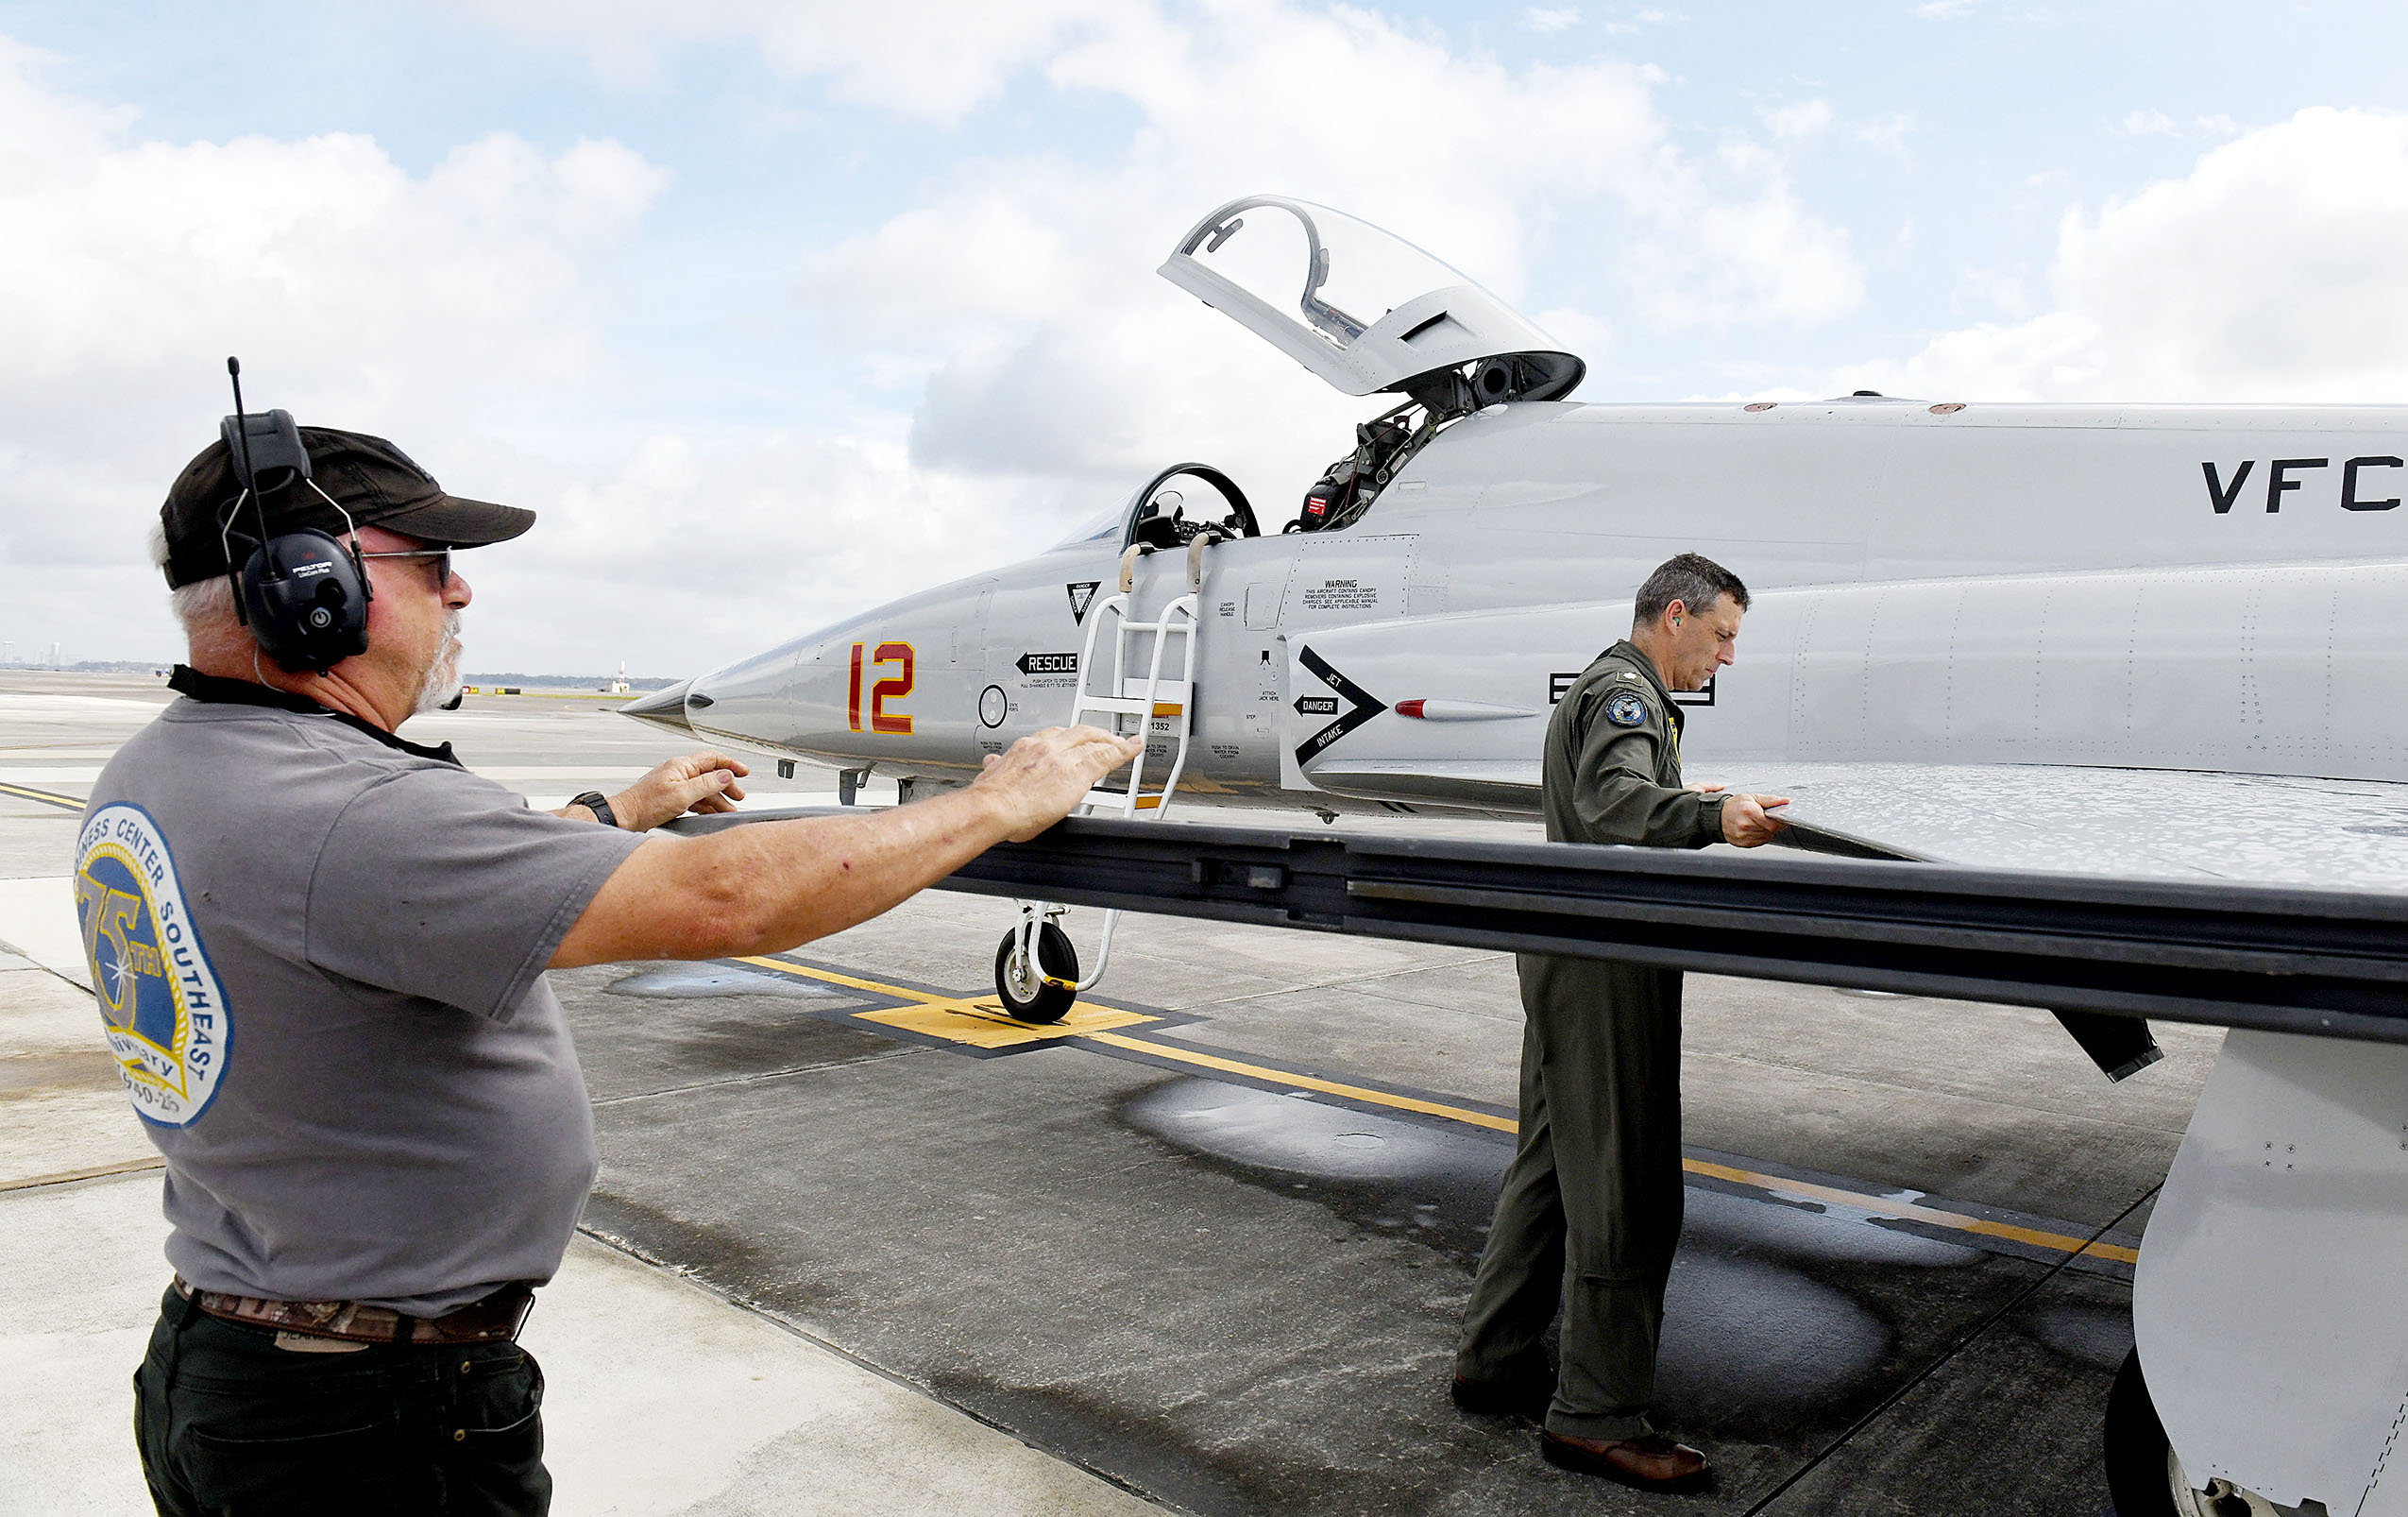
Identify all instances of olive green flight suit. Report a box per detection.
[1456,639,1727,1441]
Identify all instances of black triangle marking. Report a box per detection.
[1293,645,1386,768]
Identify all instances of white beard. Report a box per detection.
[412,611,464,716]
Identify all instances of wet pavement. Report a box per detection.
[560,949,2148,1516]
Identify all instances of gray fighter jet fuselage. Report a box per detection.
[631,395,2408,819]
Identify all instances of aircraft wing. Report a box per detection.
[1309,752,2408,891]
[1304,759,1539,812]
[1702,761,2408,892]
[1281,602,2408,890]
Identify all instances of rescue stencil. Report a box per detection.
[74,802,229,1127]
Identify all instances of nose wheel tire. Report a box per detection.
[994,923,1078,1024]
[2106,1347,2264,1517]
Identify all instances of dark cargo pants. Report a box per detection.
[1456,953,1686,1440]
[133,1286,550,1515]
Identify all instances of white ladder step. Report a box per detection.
[1117,678,1190,705]
[1077,695,1186,717]
[1084,789,1165,811]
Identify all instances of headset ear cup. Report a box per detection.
[244,529,371,673]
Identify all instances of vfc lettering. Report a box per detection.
[2203,456,2405,514]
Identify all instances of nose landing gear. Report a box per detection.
[993,913,1079,1024]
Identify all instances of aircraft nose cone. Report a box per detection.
[620,677,694,736]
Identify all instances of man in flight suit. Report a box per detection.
[1452,553,1789,1491]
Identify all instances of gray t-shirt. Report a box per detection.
[75,682,646,1314]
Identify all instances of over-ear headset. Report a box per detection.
[219,357,372,673]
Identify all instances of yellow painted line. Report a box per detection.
[1682,1158,2141,1265]
[1083,1030,1520,1133]
[0,1156,164,1193]
[736,955,953,1005]
[0,780,84,812]
[1151,703,1183,717]
[734,952,2136,1265]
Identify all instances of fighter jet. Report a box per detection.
[628,194,2408,1516]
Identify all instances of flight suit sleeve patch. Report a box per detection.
[1604,690,1651,728]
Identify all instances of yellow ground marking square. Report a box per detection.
[854,997,1157,1049]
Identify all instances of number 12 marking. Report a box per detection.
[847,641,915,734]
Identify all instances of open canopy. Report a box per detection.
[1158,196,1584,401]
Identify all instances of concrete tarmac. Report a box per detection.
[0,671,2215,1513]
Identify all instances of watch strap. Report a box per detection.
[570,791,619,829]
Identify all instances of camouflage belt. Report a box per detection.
[174,1276,535,1346]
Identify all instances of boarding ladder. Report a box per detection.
[1009,537,1211,997]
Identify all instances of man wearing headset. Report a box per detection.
[1450,554,1789,1493]
[93,422,1139,1514]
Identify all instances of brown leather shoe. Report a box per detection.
[1540,1430,1711,1491]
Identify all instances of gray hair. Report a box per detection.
[151,519,239,639]
[1633,553,1750,628]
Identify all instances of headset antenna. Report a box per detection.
[225,356,280,584]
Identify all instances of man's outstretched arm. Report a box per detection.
[550,725,1140,967]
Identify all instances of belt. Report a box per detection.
[173,1277,535,1346]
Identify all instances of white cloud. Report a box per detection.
[0,37,670,665]
[2120,110,2252,143]
[1602,6,1683,33]
[0,6,1870,673]
[461,430,1063,672]
[1911,0,1978,16]
[449,0,1114,125]
[1853,113,1915,155]
[1767,99,1834,141]
[1843,109,2408,401]
[1622,179,1862,330]
[1523,7,1582,33]
[803,0,1859,482]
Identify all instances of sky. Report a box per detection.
[4,0,2407,676]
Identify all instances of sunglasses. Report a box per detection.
[354,546,452,589]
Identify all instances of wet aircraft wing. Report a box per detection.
[1312,754,2408,891]
[1713,761,2408,892]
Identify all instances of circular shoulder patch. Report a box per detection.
[1604,690,1652,728]
[74,803,229,1128]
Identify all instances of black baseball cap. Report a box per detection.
[161,426,534,589]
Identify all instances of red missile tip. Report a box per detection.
[1395,699,1425,719]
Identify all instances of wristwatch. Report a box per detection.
[570,791,619,829]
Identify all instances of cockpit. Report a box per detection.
[1049,466,1259,553]
[1053,196,1589,554]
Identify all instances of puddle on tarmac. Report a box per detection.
[2014,1297,2133,1373]
[1121,1075,2016,1433]
[1118,1077,1505,1255]
[605,965,844,1000]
